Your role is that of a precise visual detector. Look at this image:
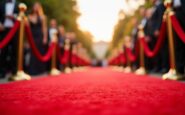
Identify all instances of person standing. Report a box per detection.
[47,19,58,71]
[173,0,185,75]
[130,17,139,70]
[58,25,65,49]
[58,25,66,70]
[69,32,77,69]
[28,2,48,75]
[48,19,58,43]
[149,0,166,73]
[0,0,19,78]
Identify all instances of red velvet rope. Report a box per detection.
[115,55,119,65]
[72,54,77,65]
[140,21,167,58]
[0,21,20,49]
[25,24,56,62]
[118,52,126,64]
[57,46,69,65]
[126,47,137,62]
[125,41,139,62]
[171,15,185,44]
[74,54,79,66]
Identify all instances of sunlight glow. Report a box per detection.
[77,0,145,42]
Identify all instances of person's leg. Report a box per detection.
[0,29,11,78]
[160,38,169,73]
[174,11,185,75]
[9,32,18,75]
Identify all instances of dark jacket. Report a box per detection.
[0,0,19,25]
[149,2,165,36]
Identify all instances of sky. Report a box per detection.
[77,0,145,42]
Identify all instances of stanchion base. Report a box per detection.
[72,67,79,72]
[162,69,182,80]
[124,67,132,73]
[9,71,31,81]
[64,67,72,74]
[112,66,123,72]
[50,68,60,76]
[135,67,146,75]
[117,66,124,72]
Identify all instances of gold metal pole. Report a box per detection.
[72,44,78,72]
[50,32,60,75]
[17,11,24,71]
[64,39,71,73]
[135,25,146,75]
[162,0,182,80]
[9,3,31,81]
[118,48,125,72]
[124,47,132,73]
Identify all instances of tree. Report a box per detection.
[18,0,94,57]
[107,1,153,57]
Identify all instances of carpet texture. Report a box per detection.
[0,68,185,115]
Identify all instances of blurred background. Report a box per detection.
[18,0,150,64]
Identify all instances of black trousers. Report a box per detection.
[68,44,73,68]
[174,9,185,74]
[0,28,18,77]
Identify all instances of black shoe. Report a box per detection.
[0,73,6,78]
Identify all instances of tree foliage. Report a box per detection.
[18,0,94,57]
[107,0,153,57]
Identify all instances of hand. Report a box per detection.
[43,37,48,45]
[145,36,151,42]
[6,15,14,20]
[0,23,4,32]
[125,42,131,48]
[24,42,30,49]
[154,30,159,37]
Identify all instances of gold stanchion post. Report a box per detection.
[118,48,125,72]
[124,36,132,73]
[135,25,146,75]
[64,39,72,73]
[162,0,182,80]
[9,3,31,81]
[72,44,78,72]
[50,32,60,75]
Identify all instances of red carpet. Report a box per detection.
[0,68,185,115]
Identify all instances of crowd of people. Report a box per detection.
[0,0,80,78]
[0,0,185,79]
[126,0,185,75]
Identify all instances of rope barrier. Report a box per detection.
[25,24,56,62]
[57,46,70,65]
[125,41,139,62]
[119,52,126,64]
[0,21,20,49]
[126,47,137,62]
[171,15,185,44]
[140,21,167,58]
[72,54,77,66]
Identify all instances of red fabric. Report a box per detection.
[60,49,70,65]
[114,56,119,65]
[56,44,71,65]
[140,21,167,58]
[110,56,118,65]
[75,55,80,66]
[0,21,20,49]
[118,52,126,64]
[171,15,185,44]
[25,24,55,62]
[71,54,77,65]
[0,67,185,115]
[126,47,137,62]
[109,54,122,65]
